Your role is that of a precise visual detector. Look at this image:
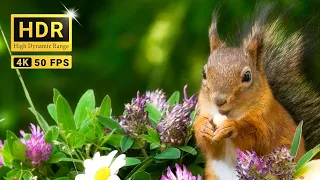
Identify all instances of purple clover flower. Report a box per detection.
[0,140,3,167]
[146,89,167,112]
[236,148,270,180]
[267,146,295,179]
[119,91,151,137]
[157,85,197,145]
[161,163,202,180]
[20,123,52,166]
[236,146,295,180]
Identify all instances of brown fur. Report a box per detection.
[194,11,306,180]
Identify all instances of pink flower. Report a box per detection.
[20,123,52,166]
[161,163,202,180]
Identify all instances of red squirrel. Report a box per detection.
[194,10,308,179]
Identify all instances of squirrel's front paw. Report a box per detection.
[201,118,217,142]
[213,119,238,142]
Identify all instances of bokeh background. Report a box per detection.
[0,0,320,139]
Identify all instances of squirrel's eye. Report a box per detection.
[202,69,206,79]
[242,71,251,82]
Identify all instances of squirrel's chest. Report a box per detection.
[210,139,238,180]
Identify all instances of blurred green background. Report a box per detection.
[0,0,320,139]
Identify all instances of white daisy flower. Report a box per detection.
[295,160,320,180]
[76,150,126,180]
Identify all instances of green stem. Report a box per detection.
[137,139,148,157]
[86,144,91,158]
[67,150,78,173]
[124,156,154,180]
[141,148,148,158]
[77,150,86,160]
[0,26,48,132]
[74,150,82,161]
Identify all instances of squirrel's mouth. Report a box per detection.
[218,109,230,116]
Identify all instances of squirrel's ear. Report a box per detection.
[244,5,271,71]
[209,11,223,52]
[244,26,264,71]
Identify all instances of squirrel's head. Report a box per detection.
[199,14,268,119]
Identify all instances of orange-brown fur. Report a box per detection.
[195,80,305,179]
[194,11,306,180]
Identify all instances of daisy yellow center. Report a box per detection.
[95,167,111,180]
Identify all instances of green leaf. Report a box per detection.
[120,136,134,152]
[167,91,180,106]
[74,90,95,129]
[12,140,27,161]
[99,129,115,146]
[67,131,85,149]
[56,158,82,163]
[133,171,152,180]
[47,103,57,123]
[99,95,112,117]
[97,115,124,134]
[53,89,61,104]
[147,127,160,144]
[290,121,303,157]
[79,121,96,143]
[98,147,111,151]
[48,152,82,163]
[0,149,13,164]
[45,126,59,144]
[0,166,11,179]
[140,135,155,144]
[295,144,320,173]
[106,134,140,149]
[56,95,76,137]
[150,143,160,150]
[179,145,197,155]
[132,141,142,149]
[125,157,141,166]
[195,153,205,164]
[2,141,12,167]
[28,108,50,133]
[12,159,31,170]
[154,148,181,159]
[87,108,94,120]
[125,156,154,180]
[187,164,203,177]
[106,134,122,147]
[6,169,20,180]
[145,103,161,125]
[6,131,19,155]
[47,152,67,163]
[190,110,196,121]
[54,177,70,180]
[23,171,33,180]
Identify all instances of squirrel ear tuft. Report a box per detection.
[244,26,264,71]
[209,10,223,52]
[244,4,271,71]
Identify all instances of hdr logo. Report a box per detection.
[11,14,72,52]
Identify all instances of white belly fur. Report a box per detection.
[211,139,238,180]
[211,111,238,180]
[200,105,239,179]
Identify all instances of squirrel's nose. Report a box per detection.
[215,95,227,107]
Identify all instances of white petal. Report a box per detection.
[93,152,101,162]
[75,174,93,180]
[84,158,100,175]
[97,150,118,168]
[110,154,126,175]
[83,159,93,169]
[108,175,121,180]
